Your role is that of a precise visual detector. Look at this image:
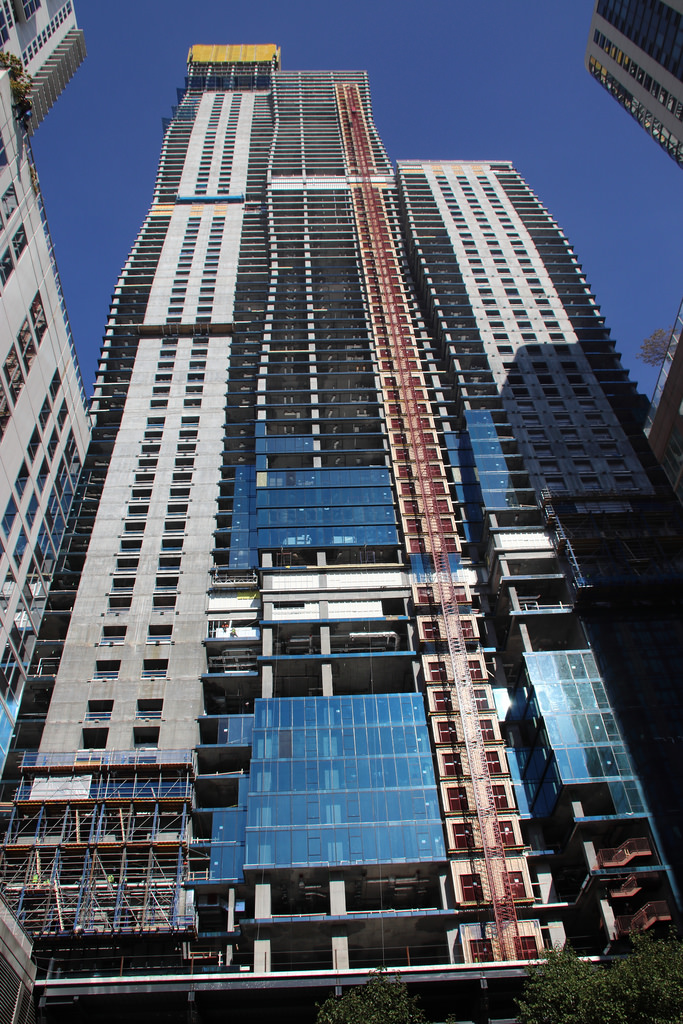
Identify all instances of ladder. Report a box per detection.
[336,83,522,961]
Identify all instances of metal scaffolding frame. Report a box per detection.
[0,754,195,939]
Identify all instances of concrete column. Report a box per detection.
[254,882,271,919]
[262,627,273,657]
[582,839,597,871]
[439,872,454,910]
[253,938,271,973]
[320,625,331,656]
[547,921,566,949]
[599,898,617,942]
[329,877,346,916]
[226,887,235,932]
[534,862,558,903]
[446,927,460,964]
[321,662,333,696]
[331,933,349,971]
[261,664,273,699]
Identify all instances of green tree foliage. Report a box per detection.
[516,932,683,1024]
[0,52,32,113]
[316,968,430,1024]
[637,327,673,367]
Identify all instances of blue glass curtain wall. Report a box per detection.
[244,695,446,870]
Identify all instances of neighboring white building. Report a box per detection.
[0,4,89,779]
[0,0,85,129]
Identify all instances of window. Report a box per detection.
[39,397,51,430]
[49,369,61,401]
[519,936,538,958]
[36,458,49,492]
[86,700,113,722]
[3,347,24,402]
[14,461,29,499]
[137,699,163,719]
[2,496,17,538]
[12,223,27,259]
[437,721,458,744]
[452,822,474,850]
[433,690,452,711]
[0,246,14,286]
[94,659,120,679]
[100,625,126,645]
[111,576,135,592]
[507,871,527,899]
[469,939,493,962]
[0,381,9,439]
[492,784,509,809]
[147,623,173,642]
[22,1,42,17]
[142,658,168,678]
[155,574,178,591]
[17,319,36,372]
[486,750,503,774]
[460,873,483,902]
[479,718,495,742]
[499,821,516,846]
[1,184,17,220]
[447,787,468,811]
[30,291,47,340]
[443,752,462,776]
[82,727,108,749]
[133,726,159,747]
[28,427,41,462]
[474,687,489,709]
[13,527,28,566]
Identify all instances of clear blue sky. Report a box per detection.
[31,1,683,398]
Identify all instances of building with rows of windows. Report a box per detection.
[0,42,682,1024]
[0,1,88,784]
[586,0,683,167]
[0,6,89,1024]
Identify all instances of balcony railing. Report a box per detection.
[616,901,671,937]
[609,874,642,899]
[596,838,651,868]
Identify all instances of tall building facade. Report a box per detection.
[586,0,683,167]
[1,44,681,1023]
[646,306,683,502]
[0,5,89,785]
[0,0,85,130]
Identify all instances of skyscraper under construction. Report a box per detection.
[1,43,682,1024]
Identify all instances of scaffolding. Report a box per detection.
[0,751,195,938]
[335,83,523,961]
[542,490,683,591]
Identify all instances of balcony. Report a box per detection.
[596,838,651,868]
[616,901,672,937]
[207,624,260,641]
[609,874,642,899]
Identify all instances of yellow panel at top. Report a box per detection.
[188,44,280,66]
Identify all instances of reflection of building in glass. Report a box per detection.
[1,42,682,1023]
[646,302,683,503]
[586,0,683,167]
